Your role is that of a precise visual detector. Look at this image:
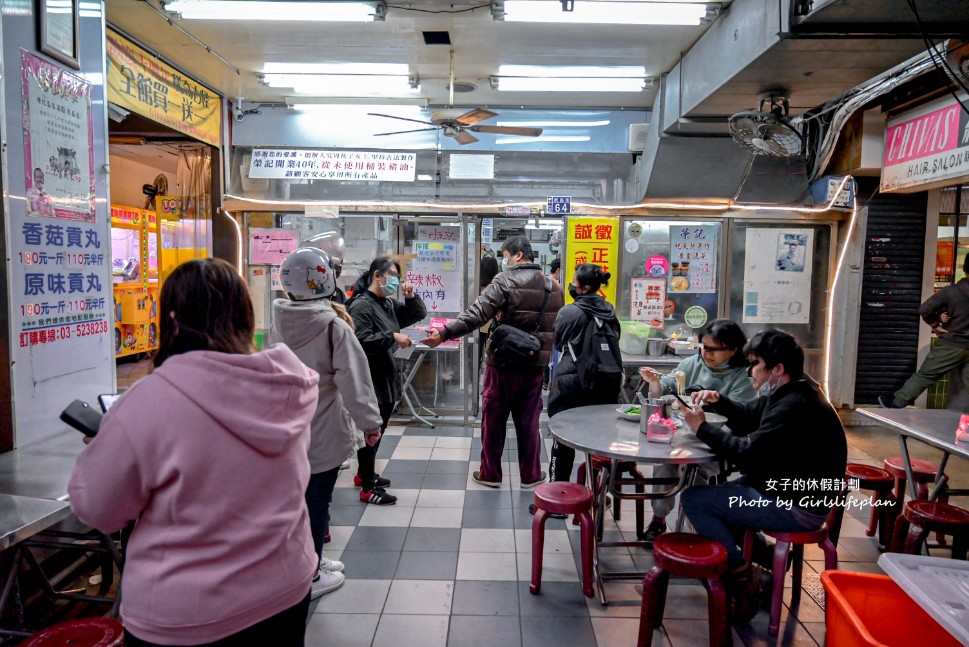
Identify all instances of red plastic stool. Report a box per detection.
[883,456,949,544]
[844,463,897,548]
[21,618,124,647]
[637,533,729,647]
[743,509,838,637]
[531,482,595,597]
[576,456,646,538]
[891,500,969,559]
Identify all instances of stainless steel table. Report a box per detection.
[0,432,85,501]
[856,407,967,500]
[0,495,71,552]
[548,403,717,604]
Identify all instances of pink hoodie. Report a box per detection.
[69,345,319,645]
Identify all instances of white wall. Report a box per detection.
[109,151,179,207]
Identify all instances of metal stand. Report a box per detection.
[398,348,440,428]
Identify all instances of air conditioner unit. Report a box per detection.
[628,123,650,152]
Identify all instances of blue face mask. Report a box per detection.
[381,275,399,296]
[758,371,780,397]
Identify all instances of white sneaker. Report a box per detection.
[340,460,351,470]
[310,568,345,600]
[320,556,345,572]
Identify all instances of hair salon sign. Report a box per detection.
[880,93,969,193]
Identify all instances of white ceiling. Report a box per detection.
[105,0,724,111]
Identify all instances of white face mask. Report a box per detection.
[501,256,510,269]
[758,371,781,397]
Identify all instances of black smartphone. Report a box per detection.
[60,399,102,437]
[98,393,121,413]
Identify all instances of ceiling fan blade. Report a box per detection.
[455,108,499,126]
[470,125,542,137]
[374,127,441,136]
[450,129,478,145]
[368,113,437,127]
[732,117,760,135]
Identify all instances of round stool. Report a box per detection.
[638,533,729,647]
[21,618,124,647]
[883,456,939,500]
[531,482,595,597]
[844,463,897,548]
[891,500,969,559]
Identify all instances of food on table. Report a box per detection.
[624,406,641,415]
[675,370,686,396]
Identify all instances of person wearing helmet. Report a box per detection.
[302,231,349,304]
[270,247,384,599]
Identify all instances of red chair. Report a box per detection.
[844,463,898,549]
[882,456,949,544]
[637,533,729,647]
[743,509,838,637]
[576,456,646,539]
[890,500,969,559]
[20,618,123,647]
[531,481,595,597]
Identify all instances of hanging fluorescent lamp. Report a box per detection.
[498,1,708,25]
[164,0,386,21]
[491,65,650,92]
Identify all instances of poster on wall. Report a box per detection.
[630,278,666,329]
[249,228,299,265]
[21,50,95,222]
[742,228,814,324]
[668,225,716,293]
[409,225,462,313]
[565,217,620,305]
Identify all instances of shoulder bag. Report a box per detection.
[488,278,552,366]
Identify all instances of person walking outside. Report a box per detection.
[880,254,969,410]
[271,247,384,598]
[423,236,564,488]
[347,256,427,505]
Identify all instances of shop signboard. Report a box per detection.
[742,228,813,325]
[106,30,221,147]
[880,91,969,193]
[565,216,619,305]
[410,225,462,313]
[668,225,716,293]
[248,149,416,182]
[22,50,95,223]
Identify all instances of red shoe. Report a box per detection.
[354,473,391,488]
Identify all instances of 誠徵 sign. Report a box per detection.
[880,92,969,193]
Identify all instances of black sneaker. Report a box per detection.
[359,487,397,505]
[643,519,667,542]
[878,395,904,409]
[528,503,566,519]
[354,473,392,488]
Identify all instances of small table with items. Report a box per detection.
[548,403,717,604]
[619,352,682,403]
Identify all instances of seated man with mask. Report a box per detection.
[679,329,847,621]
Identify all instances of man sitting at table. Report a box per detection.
[679,329,847,621]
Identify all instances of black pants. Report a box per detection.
[356,401,395,490]
[124,592,310,647]
[549,440,576,483]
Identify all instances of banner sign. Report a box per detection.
[881,92,969,193]
[22,50,95,223]
[106,29,221,147]
[248,149,416,181]
[565,217,619,306]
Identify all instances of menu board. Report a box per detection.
[630,278,666,329]
[668,225,716,293]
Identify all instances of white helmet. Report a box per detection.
[280,247,336,300]
[303,231,347,265]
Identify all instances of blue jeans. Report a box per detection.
[306,467,341,558]
[681,477,818,567]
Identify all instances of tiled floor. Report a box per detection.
[304,417,907,647]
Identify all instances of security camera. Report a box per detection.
[232,97,247,123]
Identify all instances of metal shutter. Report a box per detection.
[854,178,928,405]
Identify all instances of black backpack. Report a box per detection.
[566,313,623,390]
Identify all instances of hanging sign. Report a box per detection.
[409,225,462,312]
[668,225,716,293]
[565,217,619,306]
[248,149,416,181]
[106,30,221,147]
[630,278,666,329]
[22,50,95,223]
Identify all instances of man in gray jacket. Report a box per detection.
[423,236,564,487]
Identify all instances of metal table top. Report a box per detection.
[0,494,71,552]
[548,404,716,465]
[621,352,682,368]
[0,432,84,501]
[856,408,969,461]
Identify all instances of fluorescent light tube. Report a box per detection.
[498,65,646,78]
[492,77,647,92]
[164,0,384,21]
[496,136,591,144]
[263,74,419,94]
[496,120,611,127]
[265,62,409,75]
[502,1,706,25]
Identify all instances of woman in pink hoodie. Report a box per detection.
[69,259,319,647]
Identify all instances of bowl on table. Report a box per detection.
[617,405,642,421]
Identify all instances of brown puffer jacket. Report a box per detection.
[441,263,564,367]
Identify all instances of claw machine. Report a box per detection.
[111,205,159,357]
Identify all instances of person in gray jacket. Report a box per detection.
[271,247,384,599]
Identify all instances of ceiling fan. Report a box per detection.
[370,50,543,145]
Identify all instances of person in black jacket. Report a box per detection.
[546,264,622,483]
[680,330,847,618]
[347,256,427,505]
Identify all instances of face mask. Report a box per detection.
[568,284,580,300]
[501,256,510,269]
[758,371,780,397]
[381,275,399,296]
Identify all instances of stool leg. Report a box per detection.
[530,508,548,595]
[890,515,910,553]
[637,566,669,647]
[902,523,930,556]
[768,541,790,637]
[877,494,899,550]
[577,462,586,487]
[866,496,880,538]
[576,510,595,598]
[821,538,838,572]
[702,576,730,647]
[936,489,950,546]
[951,532,968,560]
[789,544,804,607]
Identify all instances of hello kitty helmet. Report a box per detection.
[280,247,336,300]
